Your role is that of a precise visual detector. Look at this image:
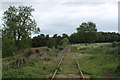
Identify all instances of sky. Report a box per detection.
[0,0,119,37]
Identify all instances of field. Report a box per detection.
[74,43,119,78]
[2,42,120,79]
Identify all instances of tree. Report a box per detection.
[53,34,58,38]
[70,33,78,44]
[2,36,16,57]
[62,33,69,39]
[57,35,62,45]
[45,34,50,43]
[2,6,40,57]
[46,38,56,48]
[53,34,59,48]
[59,38,69,49]
[32,36,40,47]
[97,32,120,42]
[39,34,46,46]
[76,22,98,43]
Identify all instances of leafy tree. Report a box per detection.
[32,34,47,47]
[2,36,16,57]
[76,22,98,43]
[70,33,78,44]
[60,38,69,49]
[97,32,120,42]
[53,34,59,48]
[39,34,46,46]
[32,36,39,47]
[62,33,69,39]
[2,6,40,57]
[45,34,50,44]
[46,35,50,40]
[46,38,56,48]
[53,34,58,38]
[57,35,62,46]
[77,22,97,32]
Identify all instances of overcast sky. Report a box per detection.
[0,0,119,37]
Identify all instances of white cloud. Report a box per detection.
[32,2,118,35]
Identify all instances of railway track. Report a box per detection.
[74,58,86,80]
[51,55,64,80]
[51,53,86,80]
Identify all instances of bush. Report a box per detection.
[35,49,40,53]
[2,37,16,58]
[46,38,56,48]
[60,38,69,48]
[111,42,119,47]
[24,49,33,58]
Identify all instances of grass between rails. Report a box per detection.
[57,53,78,74]
[74,43,119,78]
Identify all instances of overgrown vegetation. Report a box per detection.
[3,58,57,78]
[74,42,119,78]
[2,6,120,58]
[2,48,60,78]
[2,6,40,57]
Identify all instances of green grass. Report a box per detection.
[3,58,57,78]
[57,53,78,74]
[2,42,119,78]
[77,54,118,76]
[74,42,119,78]
[73,43,111,50]
[2,49,59,78]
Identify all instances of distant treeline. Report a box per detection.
[70,32,120,44]
[32,32,120,48]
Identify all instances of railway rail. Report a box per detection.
[51,53,86,80]
[51,55,64,80]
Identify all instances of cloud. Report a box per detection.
[1,2,118,36]
[32,2,118,35]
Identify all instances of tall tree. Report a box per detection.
[2,6,40,57]
[76,22,98,43]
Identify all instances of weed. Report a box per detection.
[74,43,118,78]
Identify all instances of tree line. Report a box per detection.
[32,34,69,49]
[32,32,120,48]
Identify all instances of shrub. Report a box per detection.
[35,49,40,53]
[111,42,118,47]
[24,49,33,58]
